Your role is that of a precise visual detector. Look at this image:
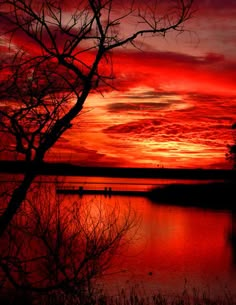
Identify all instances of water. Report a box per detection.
[54,176,236,295]
[55,176,218,191]
[62,194,235,295]
[1,174,236,296]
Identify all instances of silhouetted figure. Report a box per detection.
[79,186,83,197]
[108,187,112,198]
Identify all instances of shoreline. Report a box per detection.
[0,160,236,180]
[56,181,236,211]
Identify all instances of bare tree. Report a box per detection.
[0,0,194,233]
[0,181,137,304]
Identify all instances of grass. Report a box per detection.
[0,286,235,305]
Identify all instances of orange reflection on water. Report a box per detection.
[0,176,235,296]
[64,194,235,295]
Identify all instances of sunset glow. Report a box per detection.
[1,0,236,168]
[2,2,236,302]
[49,0,236,168]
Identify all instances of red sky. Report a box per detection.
[2,0,236,168]
[47,0,236,168]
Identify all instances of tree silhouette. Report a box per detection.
[0,0,194,233]
[0,182,137,303]
[226,123,236,169]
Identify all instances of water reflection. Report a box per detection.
[65,193,236,295]
[0,181,137,303]
[0,176,236,297]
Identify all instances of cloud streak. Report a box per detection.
[2,0,236,168]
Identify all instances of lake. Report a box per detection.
[1,174,236,297]
[55,176,236,296]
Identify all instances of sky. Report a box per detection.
[2,0,236,168]
[46,0,236,168]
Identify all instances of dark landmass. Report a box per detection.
[0,160,236,180]
[1,161,236,211]
[148,182,236,211]
[57,181,236,211]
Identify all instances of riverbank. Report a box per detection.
[0,160,236,180]
[148,181,236,210]
[56,180,236,211]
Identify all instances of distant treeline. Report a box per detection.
[0,160,236,180]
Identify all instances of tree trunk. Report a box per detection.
[0,91,89,236]
[0,170,36,236]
